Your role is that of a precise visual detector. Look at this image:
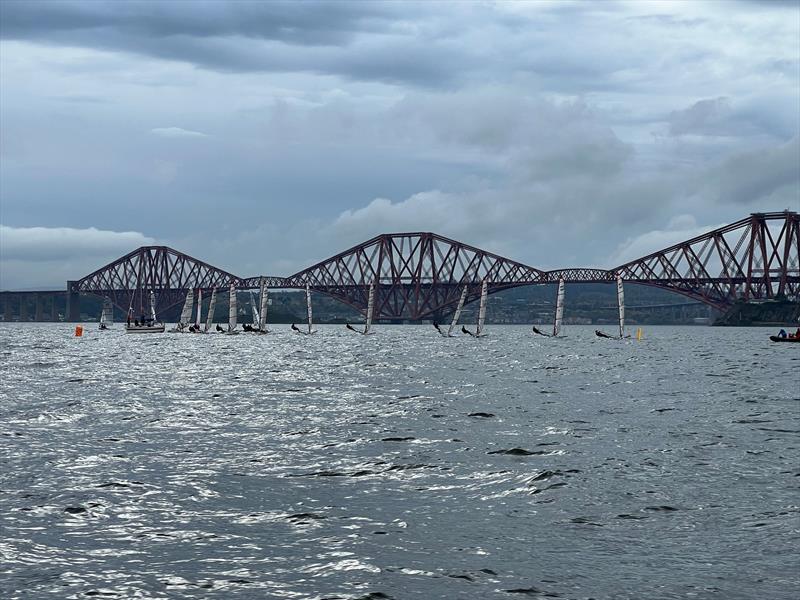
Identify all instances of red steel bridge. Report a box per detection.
[64,211,798,321]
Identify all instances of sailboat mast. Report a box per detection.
[477,280,488,335]
[205,288,217,332]
[306,284,313,334]
[553,278,565,337]
[259,279,268,331]
[617,275,625,338]
[365,282,375,334]
[195,289,202,327]
[448,286,468,336]
[228,283,237,332]
[249,291,259,325]
[149,291,157,322]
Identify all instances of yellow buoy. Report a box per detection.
[74,325,83,337]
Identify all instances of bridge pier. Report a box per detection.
[19,295,29,322]
[51,297,58,321]
[66,281,81,322]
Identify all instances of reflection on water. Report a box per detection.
[1,323,798,599]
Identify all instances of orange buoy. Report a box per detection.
[74,326,83,337]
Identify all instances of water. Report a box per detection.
[1,323,798,600]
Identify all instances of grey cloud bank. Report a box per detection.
[1,0,798,288]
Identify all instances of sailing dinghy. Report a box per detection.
[125,290,165,333]
[292,284,316,335]
[434,286,467,337]
[595,276,628,339]
[226,283,239,334]
[170,289,194,332]
[346,281,377,335]
[462,280,489,338]
[241,290,259,332]
[99,297,113,330]
[532,278,565,337]
[203,288,217,333]
[256,279,269,333]
[188,289,203,332]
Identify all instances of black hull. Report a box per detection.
[770,336,800,343]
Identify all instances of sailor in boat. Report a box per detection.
[462,325,475,337]
[345,323,357,333]
[433,322,444,335]
[532,325,549,337]
[291,323,301,333]
[778,328,788,339]
[216,324,224,333]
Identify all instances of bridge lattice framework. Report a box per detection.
[69,211,799,320]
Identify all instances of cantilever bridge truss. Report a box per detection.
[72,211,799,319]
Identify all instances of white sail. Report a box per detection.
[258,279,269,332]
[476,280,488,336]
[179,289,194,328]
[249,290,259,326]
[447,286,468,336]
[617,275,625,338]
[205,288,217,332]
[149,291,158,323]
[228,284,237,332]
[553,278,565,337]
[364,282,375,334]
[305,284,314,334]
[100,297,113,326]
[195,289,202,327]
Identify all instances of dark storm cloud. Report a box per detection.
[0,0,388,46]
[0,0,460,86]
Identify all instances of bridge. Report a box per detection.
[1,211,797,322]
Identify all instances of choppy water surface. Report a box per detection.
[0,323,798,599]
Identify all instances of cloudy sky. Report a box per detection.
[1,0,798,289]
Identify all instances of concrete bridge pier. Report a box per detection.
[66,281,81,322]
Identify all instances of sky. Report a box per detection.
[1,0,798,289]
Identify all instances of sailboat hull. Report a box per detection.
[125,323,165,334]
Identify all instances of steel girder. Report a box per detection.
[73,246,247,314]
[613,211,800,311]
[71,211,799,319]
[283,232,546,320]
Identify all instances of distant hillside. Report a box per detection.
[15,283,719,324]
